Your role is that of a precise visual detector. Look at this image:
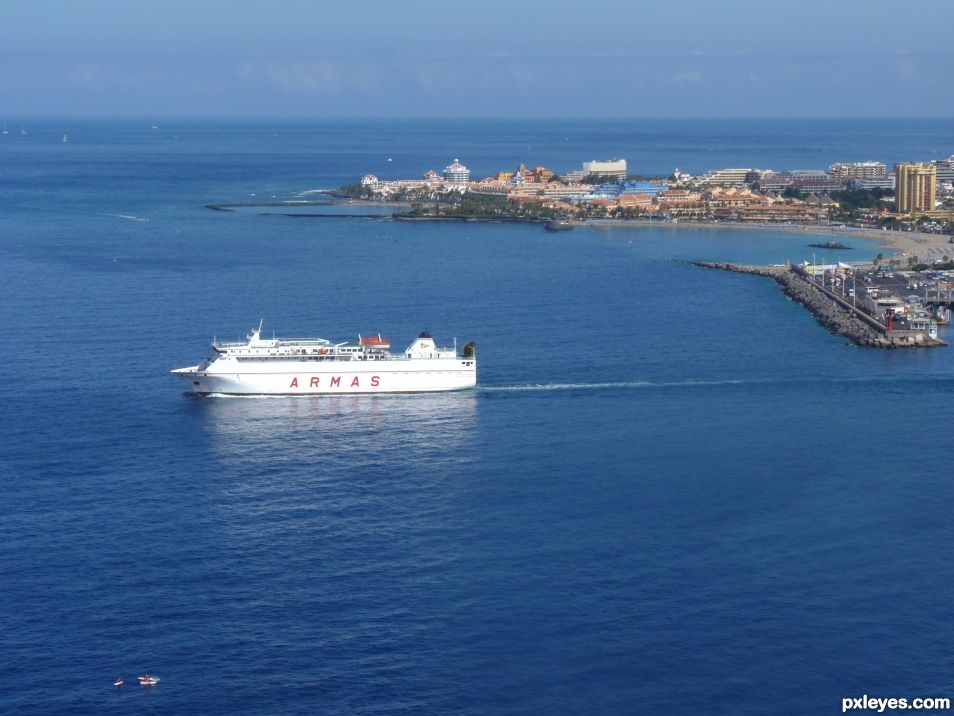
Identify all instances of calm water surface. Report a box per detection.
[2,119,953,715]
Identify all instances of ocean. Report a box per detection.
[2,118,954,715]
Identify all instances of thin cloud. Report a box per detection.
[896,58,915,80]
[235,60,382,94]
[68,63,105,87]
[237,61,342,94]
[672,70,703,86]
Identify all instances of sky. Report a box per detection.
[1,0,953,118]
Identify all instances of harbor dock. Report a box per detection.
[692,261,947,348]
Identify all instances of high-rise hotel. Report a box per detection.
[894,162,937,215]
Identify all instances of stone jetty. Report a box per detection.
[691,261,946,348]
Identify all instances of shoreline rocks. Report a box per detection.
[690,261,946,348]
[808,241,851,249]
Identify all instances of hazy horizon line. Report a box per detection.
[3,114,953,121]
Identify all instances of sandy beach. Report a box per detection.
[584,219,954,261]
[291,197,954,261]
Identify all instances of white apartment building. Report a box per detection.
[829,162,887,181]
[443,158,470,184]
[581,158,627,180]
[702,168,757,187]
[932,156,954,184]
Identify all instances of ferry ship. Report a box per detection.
[172,321,476,396]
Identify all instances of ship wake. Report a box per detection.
[479,379,752,393]
[481,374,954,393]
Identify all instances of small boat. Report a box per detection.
[358,334,391,349]
[138,674,160,686]
[114,678,124,688]
[62,134,69,143]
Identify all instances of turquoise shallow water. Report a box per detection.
[2,119,954,715]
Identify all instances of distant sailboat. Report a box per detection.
[62,134,68,143]
[20,127,26,135]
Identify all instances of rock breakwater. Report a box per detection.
[691,261,946,348]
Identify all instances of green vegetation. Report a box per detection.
[334,183,374,199]
[582,173,621,184]
[398,192,562,221]
[828,188,893,220]
[625,174,668,182]
[582,173,666,184]
[913,261,954,271]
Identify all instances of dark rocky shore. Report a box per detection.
[808,241,851,249]
[392,214,545,224]
[691,261,946,348]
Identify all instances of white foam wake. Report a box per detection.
[479,374,954,394]
[195,393,290,399]
[478,379,750,393]
[96,212,150,222]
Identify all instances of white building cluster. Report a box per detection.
[701,168,762,187]
[563,158,628,182]
[357,159,472,198]
[933,155,954,186]
[443,158,470,184]
[829,161,886,181]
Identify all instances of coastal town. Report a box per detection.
[342,155,954,240]
[333,154,954,348]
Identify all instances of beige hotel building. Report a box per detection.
[894,162,937,215]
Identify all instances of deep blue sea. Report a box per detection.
[2,119,954,715]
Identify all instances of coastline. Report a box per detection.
[392,214,545,224]
[340,197,952,257]
[213,196,952,260]
[689,261,946,348]
[579,219,953,258]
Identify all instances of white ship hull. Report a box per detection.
[173,357,476,395]
[173,324,476,396]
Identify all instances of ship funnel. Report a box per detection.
[249,319,264,341]
[463,341,476,358]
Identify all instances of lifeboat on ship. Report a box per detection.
[359,334,391,349]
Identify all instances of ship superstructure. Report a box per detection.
[172,321,476,395]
